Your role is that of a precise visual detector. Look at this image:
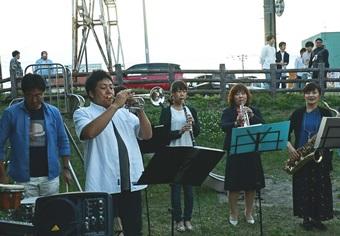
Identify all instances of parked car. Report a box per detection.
[189,73,264,90]
[114,63,183,90]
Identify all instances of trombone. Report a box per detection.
[125,86,165,111]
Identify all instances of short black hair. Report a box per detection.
[21,73,46,93]
[305,41,314,48]
[303,82,321,95]
[170,80,187,94]
[85,69,113,99]
[300,48,307,54]
[315,38,323,42]
[41,51,48,56]
[278,42,286,47]
[12,50,20,57]
[266,35,275,42]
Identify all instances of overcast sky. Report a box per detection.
[1,0,339,78]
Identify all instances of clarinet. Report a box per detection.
[182,102,196,146]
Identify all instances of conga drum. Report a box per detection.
[0,184,25,210]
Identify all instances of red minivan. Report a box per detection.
[114,63,183,90]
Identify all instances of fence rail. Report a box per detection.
[1,63,340,106]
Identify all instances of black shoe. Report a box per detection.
[301,221,313,231]
[311,221,327,230]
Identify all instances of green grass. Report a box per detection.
[1,92,340,235]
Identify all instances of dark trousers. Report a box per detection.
[112,190,143,236]
[171,183,194,223]
[276,72,287,89]
[312,71,328,88]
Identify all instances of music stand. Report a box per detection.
[136,145,226,235]
[138,125,165,154]
[136,125,165,236]
[230,121,290,236]
[314,117,340,149]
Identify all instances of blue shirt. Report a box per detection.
[0,101,70,182]
[34,58,55,75]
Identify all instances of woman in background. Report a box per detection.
[159,80,200,232]
[220,83,265,226]
[287,82,333,231]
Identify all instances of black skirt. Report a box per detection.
[224,152,265,191]
[292,151,333,221]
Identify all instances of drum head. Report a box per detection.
[0,184,25,192]
[0,184,25,210]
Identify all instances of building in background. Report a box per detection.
[302,32,340,69]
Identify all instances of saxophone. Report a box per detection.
[284,134,323,174]
[284,101,340,174]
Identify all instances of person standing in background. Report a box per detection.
[275,42,289,89]
[308,38,329,88]
[294,48,307,89]
[220,83,265,226]
[9,50,23,78]
[260,35,276,90]
[302,41,314,67]
[286,82,333,231]
[35,51,55,82]
[0,73,72,196]
[159,80,200,232]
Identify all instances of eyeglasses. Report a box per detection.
[25,94,43,100]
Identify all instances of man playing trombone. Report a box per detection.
[73,70,152,236]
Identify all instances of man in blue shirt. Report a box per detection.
[0,73,71,197]
[35,51,55,83]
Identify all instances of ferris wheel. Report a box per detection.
[72,0,125,73]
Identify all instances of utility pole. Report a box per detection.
[238,54,247,77]
[142,0,150,63]
[263,0,284,48]
[263,0,276,48]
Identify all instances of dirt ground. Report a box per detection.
[217,178,340,207]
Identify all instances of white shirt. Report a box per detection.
[260,44,276,69]
[73,102,146,193]
[169,106,192,147]
[294,57,305,77]
[302,51,311,67]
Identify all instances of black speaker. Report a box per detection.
[32,192,113,236]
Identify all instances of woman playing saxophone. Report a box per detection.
[286,82,333,231]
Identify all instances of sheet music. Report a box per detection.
[230,121,290,154]
[314,117,340,149]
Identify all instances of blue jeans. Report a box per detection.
[264,73,271,89]
[171,183,194,223]
[111,190,143,236]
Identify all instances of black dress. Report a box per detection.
[289,107,333,221]
[221,106,265,191]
